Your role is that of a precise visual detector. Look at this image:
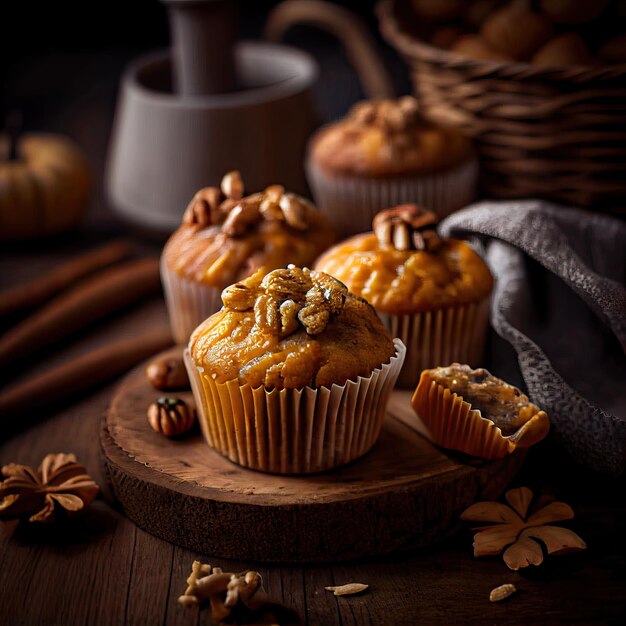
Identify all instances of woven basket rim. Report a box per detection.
[377,0,626,81]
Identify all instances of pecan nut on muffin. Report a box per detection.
[184,266,406,474]
[306,96,477,236]
[161,171,335,343]
[412,363,550,459]
[315,204,493,388]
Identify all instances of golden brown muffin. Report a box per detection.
[314,205,493,315]
[427,364,539,436]
[412,363,550,459]
[309,97,472,178]
[189,266,396,390]
[163,172,335,287]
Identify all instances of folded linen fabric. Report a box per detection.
[441,201,626,476]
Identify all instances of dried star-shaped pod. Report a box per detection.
[0,453,99,524]
[461,486,586,570]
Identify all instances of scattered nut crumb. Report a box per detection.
[489,583,517,602]
[324,583,369,596]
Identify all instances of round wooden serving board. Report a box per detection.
[101,348,525,563]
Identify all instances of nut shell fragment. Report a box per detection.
[324,583,369,596]
[146,356,189,391]
[147,397,195,437]
[489,584,517,602]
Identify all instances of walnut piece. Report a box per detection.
[147,397,195,437]
[261,266,312,302]
[183,186,224,228]
[222,201,262,236]
[373,204,442,252]
[0,453,99,524]
[178,560,285,624]
[348,96,421,133]
[183,172,313,237]
[146,356,189,391]
[222,267,348,338]
[222,281,258,311]
[263,267,347,336]
[279,193,309,230]
[297,273,347,335]
[220,170,244,200]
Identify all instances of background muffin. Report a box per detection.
[185,266,405,474]
[306,96,477,237]
[315,204,493,388]
[161,171,335,343]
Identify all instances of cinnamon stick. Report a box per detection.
[0,327,173,420]
[0,257,161,366]
[0,239,133,317]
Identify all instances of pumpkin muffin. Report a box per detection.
[315,204,493,388]
[412,363,550,459]
[306,96,477,236]
[185,266,406,474]
[161,171,335,343]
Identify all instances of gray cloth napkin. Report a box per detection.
[440,201,626,477]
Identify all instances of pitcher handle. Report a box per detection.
[264,0,395,100]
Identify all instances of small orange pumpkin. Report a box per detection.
[0,132,91,241]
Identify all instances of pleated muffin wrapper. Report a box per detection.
[160,257,224,345]
[305,157,478,238]
[184,339,406,474]
[378,297,490,389]
[411,370,551,460]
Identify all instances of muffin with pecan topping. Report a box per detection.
[161,171,335,343]
[306,96,477,236]
[315,204,493,387]
[185,266,406,474]
[412,364,550,459]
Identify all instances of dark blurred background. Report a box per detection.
[3,0,410,129]
[3,0,412,236]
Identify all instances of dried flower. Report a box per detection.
[0,453,99,524]
[461,487,586,570]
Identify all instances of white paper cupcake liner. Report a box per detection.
[160,258,223,344]
[184,339,406,474]
[305,157,478,237]
[378,299,489,389]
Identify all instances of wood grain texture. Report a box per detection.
[1,51,625,626]
[0,239,132,318]
[101,349,526,562]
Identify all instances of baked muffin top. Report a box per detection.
[189,266,396,390]
[426,363,541,436]
[314,205,493,314]
[163,172,335,287]
[309,96,473,177]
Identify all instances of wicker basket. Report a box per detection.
[378,0,626,213]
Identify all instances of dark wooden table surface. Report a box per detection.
[2,51,626,626]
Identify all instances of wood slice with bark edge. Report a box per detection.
[100,348,526,563]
